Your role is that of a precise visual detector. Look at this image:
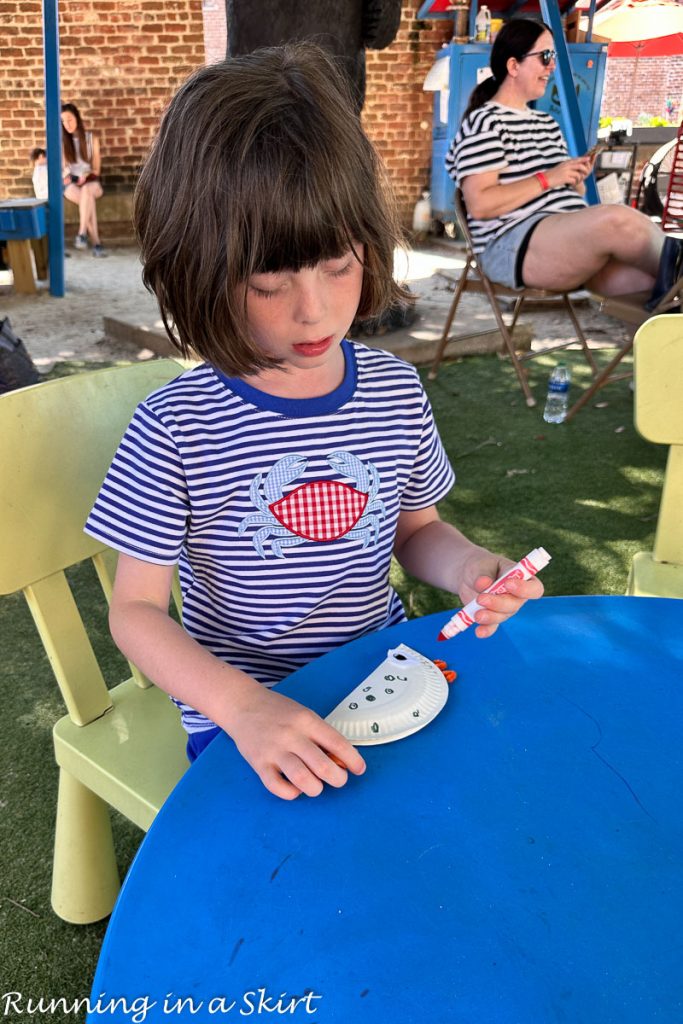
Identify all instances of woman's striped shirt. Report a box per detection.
[446,101,587,253]
[85,341,455,734]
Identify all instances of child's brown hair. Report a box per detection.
[134,42,407,377]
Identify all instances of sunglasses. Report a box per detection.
[521,48,557,67]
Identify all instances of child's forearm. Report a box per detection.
[394,510,544,638]
[396,517,491,596]
[110,599,263,733]
[109,598,366,798]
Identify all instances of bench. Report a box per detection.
[0,198,49,294]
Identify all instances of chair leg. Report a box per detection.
[6,239,37,294]
[507,295,524,334]
[481,279,536,407]
[428,265,470,381]
[565,336,634,422]
[30,236,49,281]
[562,295,599,375]
[625,560,635,596]
[51,768,121,924]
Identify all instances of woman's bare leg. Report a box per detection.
[63,182,102,244]
[587,257,654,295]
[63,183,84,234]
[521,205,664,295]
[80,182,103,245]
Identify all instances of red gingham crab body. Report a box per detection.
[238,451,386,558]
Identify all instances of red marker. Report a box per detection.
[437,547,551,641]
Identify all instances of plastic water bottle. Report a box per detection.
[475,5,491,41]
[412,191,432,234]
[543,363,571,423]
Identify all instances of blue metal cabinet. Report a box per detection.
[429,42,607,222]
[535,44,607,142]
[430,44,488,220]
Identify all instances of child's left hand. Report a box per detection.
[458,551,544,639]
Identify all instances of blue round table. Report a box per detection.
[89,597,683,1023]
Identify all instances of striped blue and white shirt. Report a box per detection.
[85,341,455,734]
[446,101,587,253]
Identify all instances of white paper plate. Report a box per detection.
[324,644,449,745]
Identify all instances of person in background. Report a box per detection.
[61,102,107,257]
[0,148,48,273]
[30,147,48,200]
[446,18,679,311]
[29,146,71,260]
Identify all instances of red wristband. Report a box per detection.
[535,171,550,192]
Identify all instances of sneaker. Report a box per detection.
[74,233,88,250]
[92,244,108,258]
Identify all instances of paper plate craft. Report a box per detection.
[324,644,451,745]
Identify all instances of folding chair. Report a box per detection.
[626,314,683,598]
[565,280,683,422]
[0,360,189,924]
[428,188,599,407]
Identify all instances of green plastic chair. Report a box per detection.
[0,360,189,924]
[627,314,683,599]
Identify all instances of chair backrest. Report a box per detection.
[453,187,531,300]
[633,314,683,564]
[634,314,683,445]
[454,188,476,258]
[661,122,683,234]
[0,360,183,723]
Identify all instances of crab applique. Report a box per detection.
[238,450,386,558]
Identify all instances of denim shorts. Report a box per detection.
[478,213,549,289]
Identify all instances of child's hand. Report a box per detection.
[227,685,366,800]
[458,551,544,639]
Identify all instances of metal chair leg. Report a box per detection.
[428,262,471,380]
[565,337,634,421]
[562,294,599,375]
[481,277,536,407]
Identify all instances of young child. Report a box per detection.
[85,43,543,801]
[30,147,48,200]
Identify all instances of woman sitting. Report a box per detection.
[446,18,679,310]
[61,103,107,257]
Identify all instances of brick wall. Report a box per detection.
[601,54,683,122]
[0,0,205,202]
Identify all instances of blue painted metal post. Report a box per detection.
[42,0,65,296]
[540,0,599,205]
[468,2,478,42]
[585,0,598,43]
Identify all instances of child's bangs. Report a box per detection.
[248,200,360,276]
[247,167,367,275]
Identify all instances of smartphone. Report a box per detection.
[585,144,605,163]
